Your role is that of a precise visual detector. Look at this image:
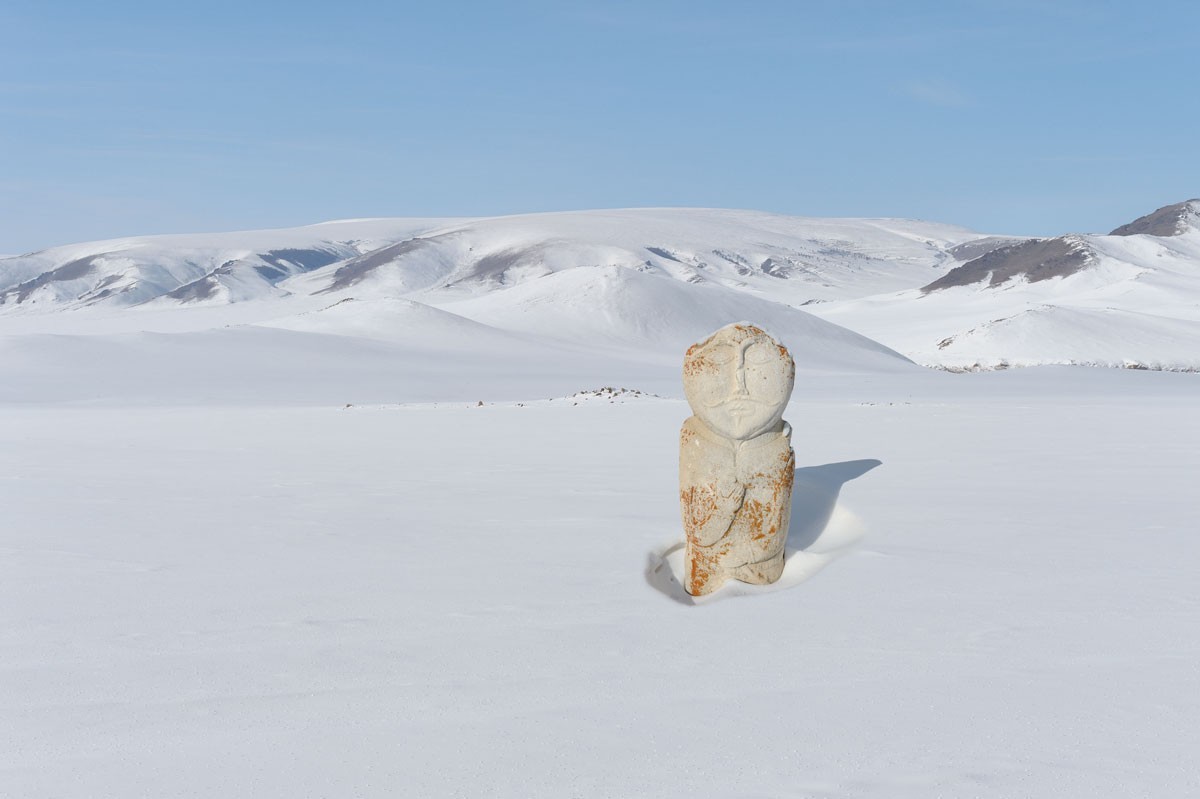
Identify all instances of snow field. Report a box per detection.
[3,374,1198,797]
[3,203,1200,796]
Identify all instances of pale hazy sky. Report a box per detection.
[2,0,1197,253]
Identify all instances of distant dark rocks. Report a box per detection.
[946,236,1022,263]
[322,235,450,292]
[646,246,685,264]
[1,254,103,304]
[1109,199,1200,237]
[922,198,1200,293]
[260,248,343,272]
[922,236,1093,292]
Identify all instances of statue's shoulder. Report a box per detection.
[680,415,698,438]
[680,416,731,477]
[680,415,720,446]
[775,421,794,454]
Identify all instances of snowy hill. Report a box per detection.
[2,202,1199,374]
[437,264,910,372]
[922,235,1095,291]
[0,219,459,311]
[809,199,1200,370]
[288,209,981,305]
[0,209,975,403]
[1109,198,1200,237]
[0,209,982,313]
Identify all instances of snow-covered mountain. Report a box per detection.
[2,202,1198,374]
[1109,198,1200,237]
[269,265,911,375]
[0,219,458,310]
[810,199,1200,370]
[0,209,982,401]
[0,209,980,312]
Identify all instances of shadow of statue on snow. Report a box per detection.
[645,459,882,605]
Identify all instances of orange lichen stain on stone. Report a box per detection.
[736,454,795,557]
[682,351,718,378]
[742,498,767,540]
[779,454,796,497]
[769,462,795,526]
[680,485,718,536]
[688,555,711,594]
[687,532,736,595]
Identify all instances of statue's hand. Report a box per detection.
[715,475,746,504]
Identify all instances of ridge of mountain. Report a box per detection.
[922,236,1094,292]
[0,218,457,310]
[1109,199,1200,237]
[920,199,1200,295]
[3,201,1198,373]
[0,209,985,313]
[808,198,1200,370]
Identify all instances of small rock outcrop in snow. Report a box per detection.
[922,236,1093,292]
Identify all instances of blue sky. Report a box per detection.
[2,0,1197,253]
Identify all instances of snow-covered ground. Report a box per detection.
[2,207,1199,796]
[3,347,1199,796]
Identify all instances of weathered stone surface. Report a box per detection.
[679,323,795,596]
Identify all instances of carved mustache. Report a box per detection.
[702,395,770,409]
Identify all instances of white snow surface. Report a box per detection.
[2,207,1200,796]
[2,367,1198,797]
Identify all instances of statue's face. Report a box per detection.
[683,325,795,441]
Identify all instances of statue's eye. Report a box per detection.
[708,344,736,365]
[745,343,773,364]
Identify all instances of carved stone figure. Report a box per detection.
[680,323,796,596]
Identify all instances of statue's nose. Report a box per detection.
[733,360,749,396]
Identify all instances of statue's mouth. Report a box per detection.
[706,397,767,415]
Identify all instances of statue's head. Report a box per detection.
[683,323,795,441]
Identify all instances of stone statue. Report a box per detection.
[679,323,796,596]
